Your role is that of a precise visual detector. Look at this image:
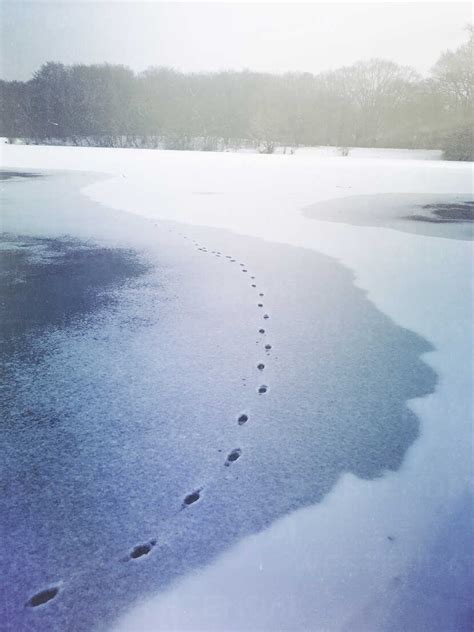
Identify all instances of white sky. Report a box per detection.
[0,1,471,80]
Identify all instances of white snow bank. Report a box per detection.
[1,139,442,161]
[285,146,443,160]
[2,145,473,630]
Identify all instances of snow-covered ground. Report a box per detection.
[2,140,443,161]
[235,146,443,160]
[1,144,472,631]
[274,146,443,160]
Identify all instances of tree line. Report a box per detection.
[0,28,472,157]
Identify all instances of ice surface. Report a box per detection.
[1,146,472,631]
[304,193,473,240]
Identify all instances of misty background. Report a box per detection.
[0,2,472,157]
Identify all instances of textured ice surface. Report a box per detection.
[0,172,437,631]
[304,192,473,240]
[0,236,148,352]
[0,170,41,180]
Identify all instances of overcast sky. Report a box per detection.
[0,1,471,81]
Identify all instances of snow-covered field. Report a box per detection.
[1,144,472,631]
[2,140,443,162]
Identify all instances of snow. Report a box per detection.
[1,144,472,630]
[284,146,443,160]
[1,140,443,161]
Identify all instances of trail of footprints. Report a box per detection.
[27,226,274,609]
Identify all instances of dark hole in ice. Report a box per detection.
[27,586,59,608]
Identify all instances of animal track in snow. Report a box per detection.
[26,586,60,608]
[263,314,269,319]
[258,303,263,307]
[257,363,265,370]
[265,344,272,351]
[259,328,265,334]
[258,385,268,394]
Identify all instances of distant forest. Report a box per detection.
[1,28,472,158]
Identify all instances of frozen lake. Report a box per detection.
[0,147,472,631]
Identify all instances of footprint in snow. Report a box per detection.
[225,448,242,466]
[26,586,60,608]
[129,539,157,560]
[183,489,202,506]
